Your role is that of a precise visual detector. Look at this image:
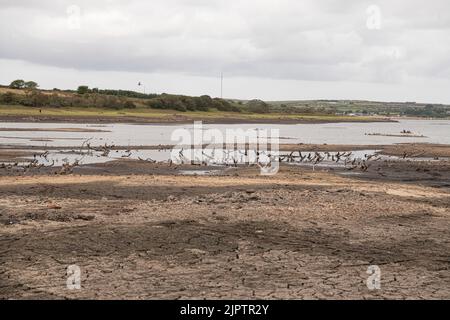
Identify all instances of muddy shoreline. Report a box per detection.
[0,161,449,299]
[0,141,449,299]
[1,142,450,157]
[0,114,396,125]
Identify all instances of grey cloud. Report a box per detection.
[1,0,450,84]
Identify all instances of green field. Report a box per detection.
[0,105,386,123]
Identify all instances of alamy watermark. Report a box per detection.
[366,265,381,290]
[67,5,82,30]
[66,265,81,290]
[366,5,382,30]
[170,121,280,175]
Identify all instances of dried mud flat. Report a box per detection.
[0,157,449,299]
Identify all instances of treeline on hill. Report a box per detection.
[271,101,450,118]
[0,90,243,112]
[0,89,138,109]
[2,80,449,117]
[75,85,158,99]
[75,85,241,112]
[0,81,252,112]
[0,80,274,113]
[146,94,240,112]
[399,105,450,118]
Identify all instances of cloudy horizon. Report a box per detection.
[1,0,450,103]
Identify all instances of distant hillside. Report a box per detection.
[0,85,245,113]
[269,99,450,118]
[1,82,449,119]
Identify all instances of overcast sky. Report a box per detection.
[1,0,450,103]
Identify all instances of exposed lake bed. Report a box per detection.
[1,119,449,299]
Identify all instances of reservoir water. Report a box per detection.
[0,119,449,148]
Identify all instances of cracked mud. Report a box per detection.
[0,162,449,299]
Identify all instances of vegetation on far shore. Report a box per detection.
[0,105,383,123]
[0,80,449,120]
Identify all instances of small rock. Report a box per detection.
[47,204,62,209]
[75,214,95,221]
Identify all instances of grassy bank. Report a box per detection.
[0,105,390,123]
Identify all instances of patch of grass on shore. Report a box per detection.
[0,105,170,117]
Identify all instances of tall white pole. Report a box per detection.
[138,82,146,95]
[221,72,223,99]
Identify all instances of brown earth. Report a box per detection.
[0,155,449,299]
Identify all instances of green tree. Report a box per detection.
[77,85,89,94]
[123,101,136,109]
[9,79,26,89]
[246,99,270,114]
[24,81,39,89]
[28,91,48,107]
[0,92,15,104]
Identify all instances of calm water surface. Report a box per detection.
[0,119,449,147]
